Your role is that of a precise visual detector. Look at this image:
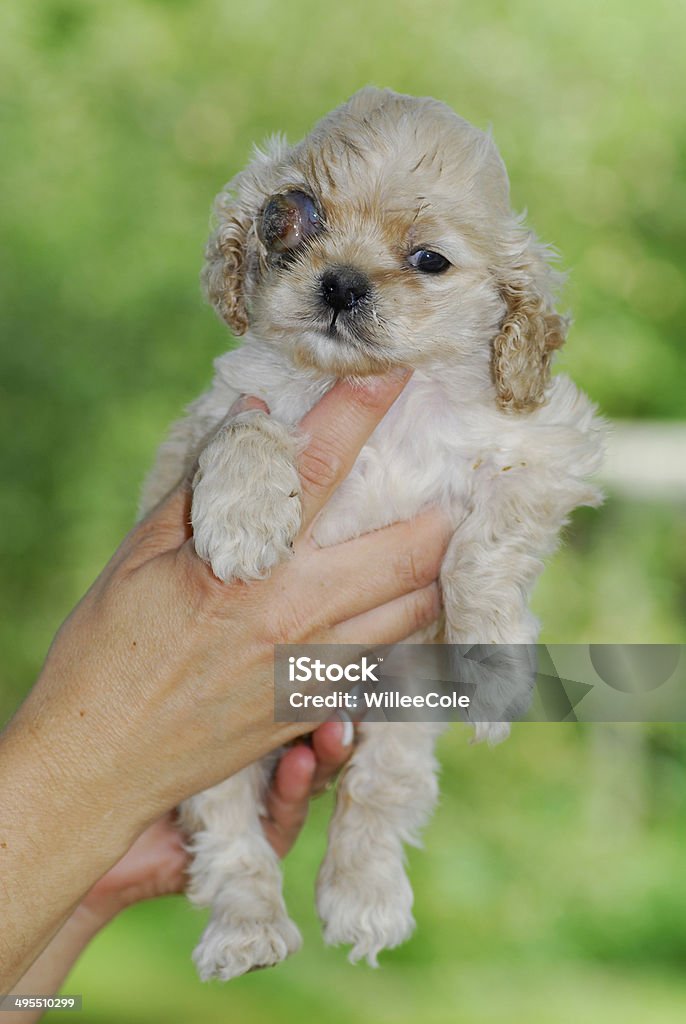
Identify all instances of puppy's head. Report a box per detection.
[204,88,566,411]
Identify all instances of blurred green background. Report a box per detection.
[1,0,685,1020]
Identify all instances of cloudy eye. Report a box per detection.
[258,190,322,253]
[408,249,451,274]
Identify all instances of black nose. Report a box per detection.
[321,267,370,313]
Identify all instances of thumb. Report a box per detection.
[120,479,194,570]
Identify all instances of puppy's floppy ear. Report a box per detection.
[201,136,291,336]
[492,238,568,412]
[202,187,252,336]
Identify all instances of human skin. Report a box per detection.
[1,723,350,1024]
[0,371,451,988]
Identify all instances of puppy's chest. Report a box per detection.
[211,353,511,547]
[307,388,485,548]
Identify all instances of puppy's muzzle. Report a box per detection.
[321,266,370,314]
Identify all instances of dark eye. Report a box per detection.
[258,190,322,253]
[408,249,450,274]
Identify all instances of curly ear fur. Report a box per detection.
[492,244,568,413]
[201,136,291,337]
[202,191,252,336]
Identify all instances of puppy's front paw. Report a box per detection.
[317,861,415,967]
[192,411,302,583]
[193,913,302,981]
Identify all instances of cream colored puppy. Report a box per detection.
[141,88,604,979]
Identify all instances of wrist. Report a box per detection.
[68,901,119,938]
[0,695,143,897]
[11,659,153,843]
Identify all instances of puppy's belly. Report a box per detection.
[310,443,466,549]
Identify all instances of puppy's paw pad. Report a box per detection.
[317,874,414,967]
[193,915,302,981]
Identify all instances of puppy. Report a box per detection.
[140,87,605,979]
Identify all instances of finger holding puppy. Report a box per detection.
[296,371,412,530]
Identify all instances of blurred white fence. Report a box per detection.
[600,422,686,499]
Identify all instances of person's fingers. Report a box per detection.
[263,744,317,857]
[262,722,354,857]
[272,743,318,807]
[142,817,189,897]
[310,720,354,795]
[295,507,451,630]
[326,581,442,646]
[297,372,412,530]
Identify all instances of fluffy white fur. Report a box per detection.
[140,87,605,979]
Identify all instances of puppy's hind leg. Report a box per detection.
[180,760,301,981]
[316,722,444,966]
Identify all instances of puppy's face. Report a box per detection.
[205,89,566,411]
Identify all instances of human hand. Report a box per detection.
[1,371,451,988]
[12,372,448,849]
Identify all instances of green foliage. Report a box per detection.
[1,1,685,1020]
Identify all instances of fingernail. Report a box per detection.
[228,394,248,415]
[228,394,269,416]
[336,711,354,747]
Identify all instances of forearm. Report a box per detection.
[0,694,139,989]
[0,907,106,1024]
